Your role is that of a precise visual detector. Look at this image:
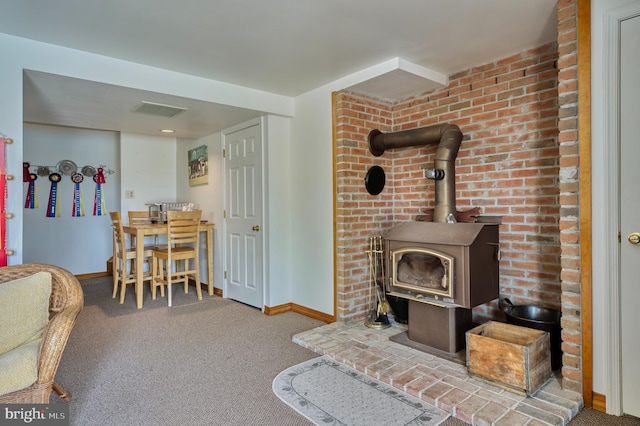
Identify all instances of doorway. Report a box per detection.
[601,0,640,416]
[619,11,640,418]
[222,119,264,309]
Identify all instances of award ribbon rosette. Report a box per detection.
[46,172,62,217]
[93,167,106,216]
[23,162,30,182]
[23,162,39,209]
[71,172,85,217]
[25,173,38,209]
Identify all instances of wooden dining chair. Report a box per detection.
[110,211,154,304]
[151,210,203,307]
[128,210,159,247]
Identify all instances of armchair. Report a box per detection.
[0,264,83,403]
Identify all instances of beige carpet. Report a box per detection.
[54,277,639,425]
[55,277,325,425]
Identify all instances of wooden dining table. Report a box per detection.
[122,222,215,309]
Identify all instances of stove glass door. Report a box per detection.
[391,248,454,299]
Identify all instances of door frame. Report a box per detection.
[221,116,268,311]
[602,1,640,415]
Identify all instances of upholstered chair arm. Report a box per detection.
[0,264,83,395]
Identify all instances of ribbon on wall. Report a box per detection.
[23,162,30,183]
[46,173,61,218]
[25,173,38,209]
[71,173,85,217]
[23,162,38,209]
[93,167,106,216]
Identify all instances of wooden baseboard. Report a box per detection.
[196,282,222,297]
[264,302,335,323]
[592,392,606,413]
[76,271,111,280]
[79,273,326,322]
[264,303,293,316]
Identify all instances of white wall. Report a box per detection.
[120,133,177,213]
[264,115,292,307]
[22,127,179,275]
[289,65,399,316]
[23,124,119,274]
[0,31,345,317]
[0,32,293,266]
[176,132,223,288]
[290,90,335,315]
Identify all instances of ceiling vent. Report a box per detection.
[132,101,188,118]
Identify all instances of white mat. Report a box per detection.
[273,356,450,426]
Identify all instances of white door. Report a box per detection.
[620,13,640,418]
[223,122,264,309]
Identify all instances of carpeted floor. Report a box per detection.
[55,277,325,425]
[54,277,640,425]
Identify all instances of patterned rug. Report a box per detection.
[273,356,451,425]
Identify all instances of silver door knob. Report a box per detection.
[628,232,640,245]
[252,225,260,232]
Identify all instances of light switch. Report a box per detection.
[125,190,135,199]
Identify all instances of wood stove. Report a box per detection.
[368,123,501,358]
[384,221,501,356]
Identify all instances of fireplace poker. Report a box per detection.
[365,236,390,329]
[376,236,390,317]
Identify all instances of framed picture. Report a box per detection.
[188,145,208,186]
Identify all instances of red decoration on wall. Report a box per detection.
[0,138,7,266]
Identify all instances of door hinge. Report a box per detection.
[224,210,227,219]
[223,149,226,158]
[618,231,621,243]
[224,271,227,279]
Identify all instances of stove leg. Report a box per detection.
[407,300,473,354]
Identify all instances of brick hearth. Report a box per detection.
[294,321,583,426]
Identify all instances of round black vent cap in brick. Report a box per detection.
[365,165,385,195]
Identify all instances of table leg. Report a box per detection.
[136,228,144,309]
[206,226,214,295]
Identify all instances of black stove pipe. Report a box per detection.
[368,124,463,222]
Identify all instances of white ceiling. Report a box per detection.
[0,0,558,138]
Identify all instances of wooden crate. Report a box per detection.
[466,321,551,396]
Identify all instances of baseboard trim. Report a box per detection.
[592,392,606,413]
[264,302,335,323]
[197,283,222,297]
[79,274,325,322]
[76,271,111,280]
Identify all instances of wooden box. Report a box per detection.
[466,321,551,396]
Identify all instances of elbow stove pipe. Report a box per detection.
[368,124,463,223]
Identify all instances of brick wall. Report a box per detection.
[335,2,584,394]
[556,0,581,394]
[335,41,560,325]
[335,95,394,320]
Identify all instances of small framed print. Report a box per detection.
[188,145,208,186]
